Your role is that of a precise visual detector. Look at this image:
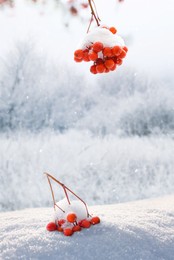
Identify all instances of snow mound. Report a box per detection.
[79,26,125,49]
[1,195,174,259]
[53,198,88,222]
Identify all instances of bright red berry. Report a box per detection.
[92,42,104,53]
[67,213,77,223]
[109,27,117,34]
[118,50,127,59]
[96,64,106,73]
[80,219,91,228]
[74,49,84,59]
[110,63,117,71]
[112,46,122,56]
[116,58,123,66]
[90,65,97,74]
[103,47,113,57]
[46,222,57,231]
[89,51,98,61]
[83,50,90,62]
[63,228,73,236]
[90,216,100,225]
[72,225,81,232]
[104,59,115,69]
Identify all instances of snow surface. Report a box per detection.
[1,195,174,260]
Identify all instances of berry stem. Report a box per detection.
[92,0,101,22]
[88,0,100,27]
[45,173,65,212]
[87,14,93,33]
[44,172,91,218]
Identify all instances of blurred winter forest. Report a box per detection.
[1,43,174,135]
[0,0,174,212]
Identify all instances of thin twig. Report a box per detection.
[92,0,101,22]
[45,173,65,213]
[44,172,90,217]
[87,14,93,33]
[88,0,100,26]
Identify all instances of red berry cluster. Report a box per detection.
[74,27,128,74]
[46,212,100,236]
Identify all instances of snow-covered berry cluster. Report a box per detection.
[46,199,100,236]
[74,26,128,74]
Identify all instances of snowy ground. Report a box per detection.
[1,195,174,260]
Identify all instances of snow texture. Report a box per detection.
[1,195,174,260]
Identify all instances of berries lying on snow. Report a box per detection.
[46,215,100,236]
[72,225,81,232]
[64,228,74,236]
[91,216,100,225]
[80,219,91,228]
[46,222,57,231]
[74,26,128,74]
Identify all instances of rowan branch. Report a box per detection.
[88,0,100,27]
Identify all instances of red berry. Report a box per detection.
[116,58,123,66]
[96,64,106,73]
[103,47,113,57]
[74,49,84,59]
[67,213,77,223]
[78,219,86,227]
[104,59,115,69]
[92,42,104,53]
[112,46,122,56]
[110,63,117,71]
[46,222,57,231]
[90,216,100,225]
[109,27,117,34]
[80,219,91,228]
[83,50,90,62]
[118,50,127,59]
[90,65,97,74]
[89,51,98,61]
[63,228,73,236]
[72,225,81,232]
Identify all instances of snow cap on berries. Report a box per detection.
[78,26,125,50]
[53,198,88,222]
